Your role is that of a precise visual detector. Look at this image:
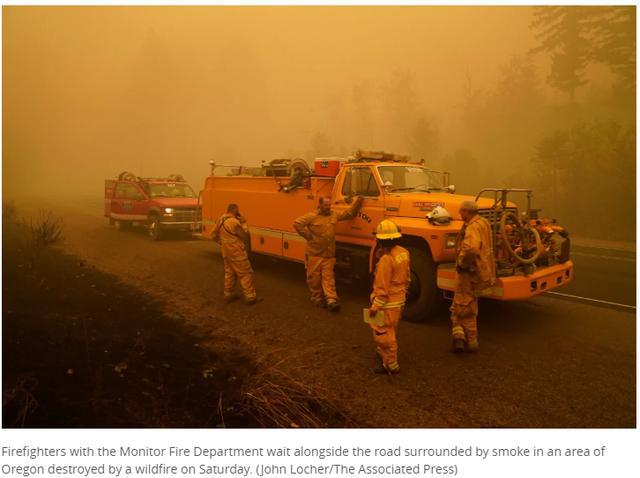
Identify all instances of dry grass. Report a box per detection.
[3,200,17,221]
[3,203,64,264]
[240,348,354,428]
[2,375,40,428]
[29,210,64,248]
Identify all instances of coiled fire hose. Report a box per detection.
[499,211,542,265]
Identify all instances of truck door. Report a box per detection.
[129,183,150,218]
[334,166,385,242]
[111,182,147,221]
[111,182,126,217]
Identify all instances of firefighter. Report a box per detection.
[450,200,496,352]
[293,195,364,312]
[213,203,258,305]
[369,220,410,374]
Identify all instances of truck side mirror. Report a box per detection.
[344,195,353,205]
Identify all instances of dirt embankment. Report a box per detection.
[2,209,348,428]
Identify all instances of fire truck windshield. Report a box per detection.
[378,166,447,192]
[145,183,196,198]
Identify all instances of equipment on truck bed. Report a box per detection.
[314,158,343,177]
[118,171,137,181]
[475,188,570,276]
[351,150,416,164]
[263,158,310,177]
[209,158,311,178]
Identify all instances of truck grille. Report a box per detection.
[171,207,201,222]
[478,207,518,225]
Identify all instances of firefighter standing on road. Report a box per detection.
[293,195,363,312]
[450,200,496,352]
[369,220,410,374]
[213,203,258,305]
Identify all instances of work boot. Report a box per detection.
[372,365,387,374]
[245,297,263,306]
[327,301,341,313]
[466,341,479,353]
[311,297,327,309]
[224,294,239,304]
[373,363,400,375]
[387,362,400,374]
[452,339,465,353]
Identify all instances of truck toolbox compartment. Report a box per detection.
[249,227,283,257]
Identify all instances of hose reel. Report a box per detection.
[499,211,542,265]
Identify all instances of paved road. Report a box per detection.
[12,198,636,427]
[561,245,635,307]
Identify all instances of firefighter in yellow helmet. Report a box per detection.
[450,200,496,352]
[369,219,410,374]
[213,203,258,305]
[293,195,363,311]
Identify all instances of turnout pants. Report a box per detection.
[370,308,402,371]
[305,255,338,305]
[450,272,479,348]
[224,257,256,301]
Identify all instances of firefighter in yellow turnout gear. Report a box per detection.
[213,203,258,305]
[369,220,410,374]
[451,200,496,352]
[293,196,363,312]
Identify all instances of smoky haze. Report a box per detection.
[2,6,635,240]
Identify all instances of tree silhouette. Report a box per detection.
[407,116,438,166]
[382,70,420,150]
[532,121,635,239]
[531,6,592,101]
[532,6,635,99]
[307,132,335,160]
[590,6,636,88]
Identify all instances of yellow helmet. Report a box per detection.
[375,219,402,240]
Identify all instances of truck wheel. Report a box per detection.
[148,215,163,241]
[114,220,130,231]
[403,247,441,322]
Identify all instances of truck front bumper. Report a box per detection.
[159,220,202,231]
[437,261,574,300]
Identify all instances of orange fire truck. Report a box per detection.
[200,150,573,321]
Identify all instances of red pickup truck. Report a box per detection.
[104,172,201,240]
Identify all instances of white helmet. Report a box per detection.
[427,206,452,225]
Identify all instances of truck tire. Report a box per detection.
[148,215,163,241]
[114,220,130,231]
[403,246,440,322]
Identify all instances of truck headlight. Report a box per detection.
[445,233,458,249]
[164,208,174,215]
